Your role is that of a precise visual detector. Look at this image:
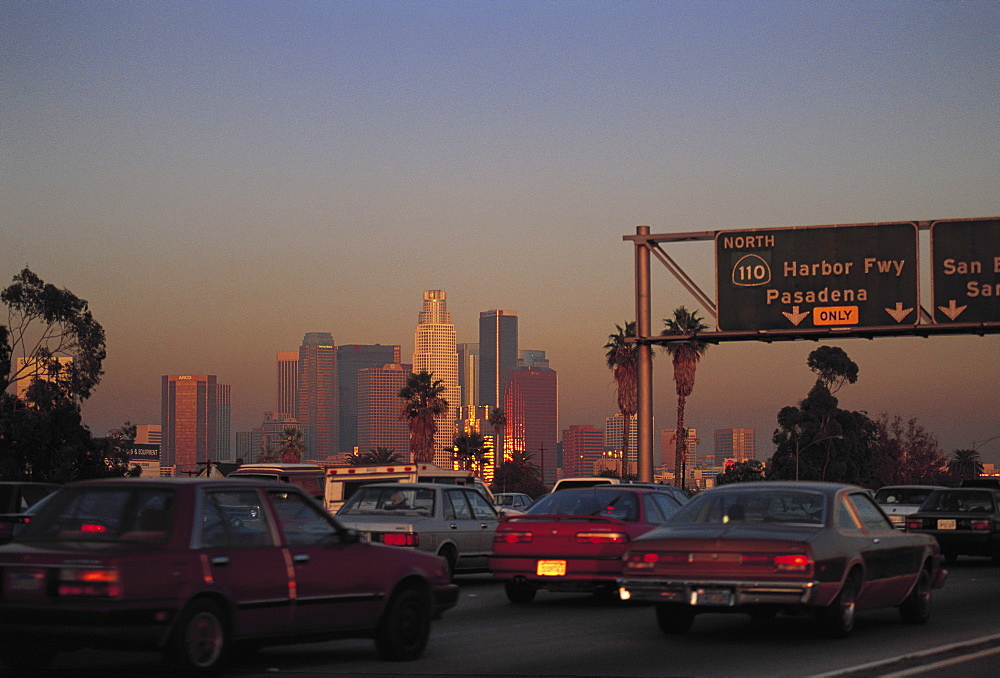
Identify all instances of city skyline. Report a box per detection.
[4,2,998,465]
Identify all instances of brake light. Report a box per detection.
[905,519,923,531]
[381,532,419,547]
[58,568,121,598]
[970,520,991,531]
[774,554,811,572]
[576,532,627,544]
[80,523,107,534]
[496,531,533,544]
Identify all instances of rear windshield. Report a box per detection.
[920,490,996,513]
[671,489,826,527]
[874,487,936,506]
[19,487,177,543]
[527,489,640,522]
[339,487,436,517]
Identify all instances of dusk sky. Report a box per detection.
[4,2,998,465]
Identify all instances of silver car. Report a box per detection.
[336,482,499,578]
[874,485,944,528]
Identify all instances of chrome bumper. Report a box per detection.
[618,577,818,607]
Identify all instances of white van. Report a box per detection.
[324,463,476,513]
[550,477,620,492]
[228,463,326,502]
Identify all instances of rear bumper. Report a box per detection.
[489,555,623,586]
[0,605,172,648]
[618,577,820,607]
[432,583,460,618]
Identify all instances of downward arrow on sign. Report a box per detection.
[938,300,967,321]
[885,302,914,323]
[782,306,809,326]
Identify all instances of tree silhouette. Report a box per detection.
[398,371,449,463]
[605,322,639,479]
[662,307,709,489]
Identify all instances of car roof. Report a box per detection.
[347,482,473,490]
[700,481,861,495]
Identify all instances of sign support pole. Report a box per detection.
[635,226,654,482]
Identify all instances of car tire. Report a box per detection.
[0,638,59,670]
[504,579,537,604]
[943,550,959,566]
[375,586,431,661]
[899,568,932,624]
[819,570,860,638]
[164,599,229,671]
[655,603,694,635]
[438,546,457,582]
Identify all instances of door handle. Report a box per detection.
[211,556,230,566]
[293,553,310,564]
[450,524,458,530]
[872,539,880,544]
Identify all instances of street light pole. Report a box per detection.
[795,435,845,481]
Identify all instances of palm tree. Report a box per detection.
[398,371,450,463]
[948,448,983,479]
[347,447,402,466]
[605,322,639,479]
[453,431,486,474]
[662,306,710,490]
[488,407,507,467]
[279,426,307,463]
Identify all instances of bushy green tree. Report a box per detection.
[715,459,765,485]
[492,449,546,498]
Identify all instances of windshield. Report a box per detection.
[874,487,936,506]
[20,487,177,543]
[527,489,639,522]
[670,489,826,527]
[920,490,996,513]
[339,487,435,517]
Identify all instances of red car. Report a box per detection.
[0,478,458,671]
[489,486,685,603]
[618,482,947,637]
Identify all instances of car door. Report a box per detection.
[196,488,292,636]
[848,491,922,604]
[442,488,484,571]
[464,488,500,566]
[265,488,386,634]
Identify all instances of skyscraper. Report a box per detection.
[216,382,232,462]
[505,364,558,485]
[456,343,479,409]
[661,428,700,472]
[337,344,401,455]
[714,428,756,465]
[412,291,459,467]
[296,332,338,461]
[161,374,218,476]
[562,424,605,477]
[479,309,518,410]
[358,363,411,460]
[605,413,640,466]
[276,351,298,417]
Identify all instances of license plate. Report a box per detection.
[888,515,904,525]
[693,588,733,606]
[536,560,567,577]
[4,569,46,598]
[937,519,957,530]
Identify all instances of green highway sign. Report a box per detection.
[931,218,1000,323]
[715,222,919,332]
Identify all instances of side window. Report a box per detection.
[201,489,273,548]
[643,495,666,524]
[466,490,498,520]
[268,490,338,546]
[446,490,473,519]
[837,496,863,533]
[849,492,894,532]
[651,493,682,522]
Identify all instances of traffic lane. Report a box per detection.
[27,563,1000,677]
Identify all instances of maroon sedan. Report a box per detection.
[489,486,685,603]
[0,478,458,671]
[618,482,946,637]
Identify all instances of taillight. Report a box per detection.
[774,554,811,572]
[381,532,419,547]
[79,523,107,534]
[970,520,991,531]
[496,531,533,544]
[905,519,923,531]
[58,568,121,598]
[576,532,627,544]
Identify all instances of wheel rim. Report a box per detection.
[186,610,224,668]
[395,597,426,650]
[840,582,857,629]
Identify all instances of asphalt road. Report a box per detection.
[29,558,1000,677]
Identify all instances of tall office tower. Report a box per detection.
[235,431,252,464]
[505,365,558,485]
[456,404,495,480]
[478,309,518,410]
[296,332,338,461]
[358,363,411,462]
[14,356,73,401]
[562,424,605,477]
[714,428,756,465]
[456,343,479,409]
[412,291,459,467]
[518,350,548,369]
[605,413,640,466]
[276,351,299,417]
[337,344,401,455]
[161,375,218,477]
[661,428,700,472]
[216,383,232,462]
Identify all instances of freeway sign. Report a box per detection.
[715,222,919,332]
[931,218,1000,323]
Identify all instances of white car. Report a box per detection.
[493,492,534,515]
[874,485,944,528]
[337,482,499,579]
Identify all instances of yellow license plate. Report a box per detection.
[888,515,904,525]
[536,560,567,576]
[937,519,957,530]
